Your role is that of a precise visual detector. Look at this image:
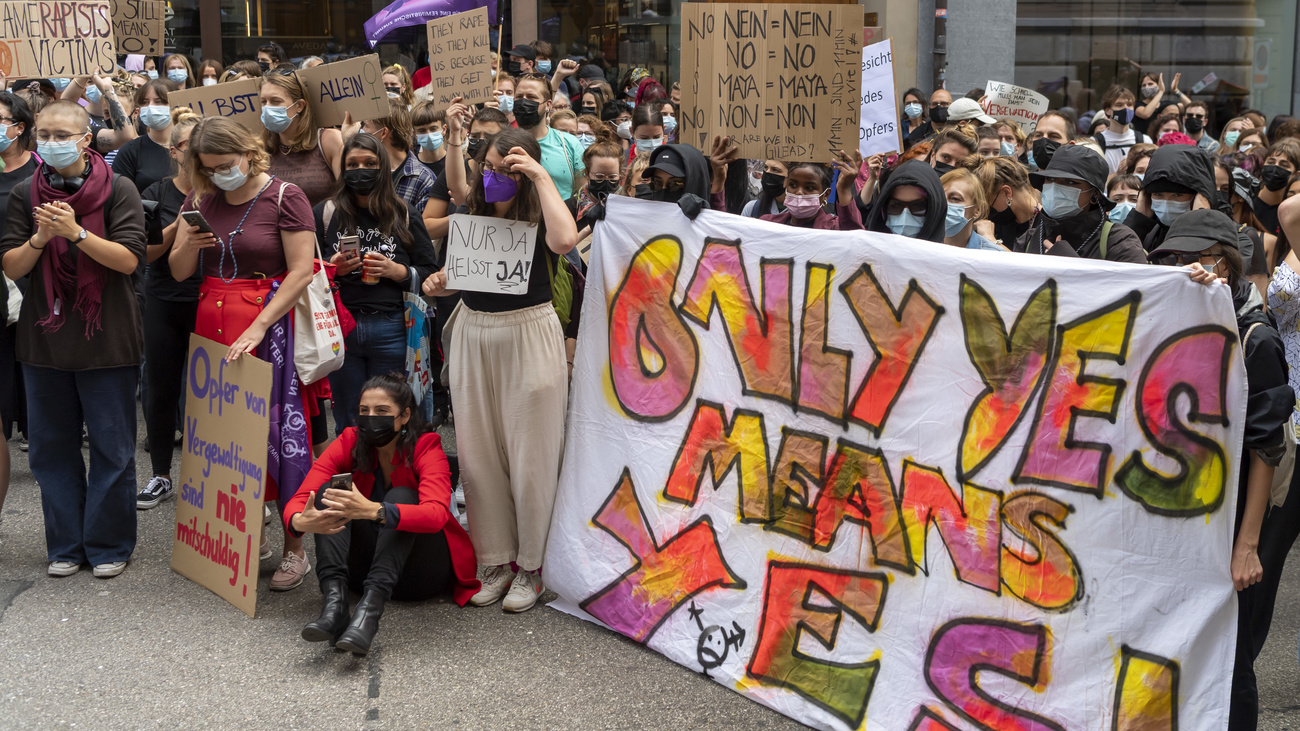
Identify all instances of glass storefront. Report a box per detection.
[1015,0,1296,124]
[538,0,681,89]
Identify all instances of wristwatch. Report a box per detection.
[74,229,88,244]
[373,504,386,526]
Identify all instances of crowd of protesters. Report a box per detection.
[0,40,1298,728]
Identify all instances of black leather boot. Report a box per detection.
[301,580,351,644]
[334,589,386,655]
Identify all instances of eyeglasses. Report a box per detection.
[647,178,685,193]
[1185,113,1206,120]
[589,173,620,182]
[198,159,242,176]
[885,198,928,216]
[34,130,87,143]
[384,86,402,94]
[481,162,513,177]
[0,117,16,124]
[930,101,950,109]
[1158,252,1220,267]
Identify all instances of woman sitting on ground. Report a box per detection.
[284,374,479,655]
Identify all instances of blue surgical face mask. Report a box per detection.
[261,104,299,133]
[537,60,552,74]
[634,137,662,154]
[1134,173,1145,183]
[37,135,86,170]
[50,78,71,90]
[146,69,159,80]
[416,131,444,152]
[1026,150,1036,171]
[1041,182,1085,220]
[85,84,102,104]
[1225,130,1241,148]
[167,68,188,84]
[210,159,249,192]
[1151,198,1192,228]
[1108,200,1135,224]
[944,202,971,237]
[999,140,1015,157]
[662,115,677,135]
[904,102,923,119]
[0,123,14,154]
[886,209,925,238]
[576,133,596,149]
[497,94,514,113]
[140,105,172,131]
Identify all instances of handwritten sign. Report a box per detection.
[296,53,389,128]
[862,26,882,45]
[425,6,492,107]
[444,214,538,294]
[982,80,1049,134]
[858,38,899,157]
[680,3,861,162]
[0,0,116,78]
[110,0,164,55]
[546,195,1243,730]
[169,78,262,132]
[172,335,272,618]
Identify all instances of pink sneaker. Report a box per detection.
[270,551,310,591]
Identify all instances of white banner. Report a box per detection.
[859,38,900,157]
[546,195,1243,730]
[982,80,1050,134]
[443,214,538,294]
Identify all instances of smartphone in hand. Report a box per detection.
[338,235,361,261]
[179,210,215,235]
[315,473,353,511]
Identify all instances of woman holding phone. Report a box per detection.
[316,134,439,433]
[284,374,479,655]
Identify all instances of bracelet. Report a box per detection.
[28,238,46,251]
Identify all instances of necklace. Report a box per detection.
[213,176,276,284]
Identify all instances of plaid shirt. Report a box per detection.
[393,151,437,214]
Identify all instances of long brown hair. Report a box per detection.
[466,128,544,223]
[259,72,318,154]
[330,134,413,248]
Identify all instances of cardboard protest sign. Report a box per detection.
[858,38,899,157]
[546,194,1243,730]
[169,78,262,132]
[443,214,538,294]
[110,0,164,55]
[172,335,272,618]
[982,79,1050,133]
[680,3,861,162]
[862,26,882,45]
[296,54,389,128]
[425,6,492,107]
[0,0,116,79]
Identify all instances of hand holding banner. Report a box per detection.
[982,80,1049,133]
[296,54,389,127]
[859,38,900,157]
[425,7,493,107]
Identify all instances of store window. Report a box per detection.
[537,0,681,90]
[216,0,383,64]
[1015,0,1296,130]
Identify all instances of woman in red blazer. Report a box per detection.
[284,374,479,655]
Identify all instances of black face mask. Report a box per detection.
[258,60,270,72]
[930,106,949,124]
[514,98,544,128]
[933,161,956,176]
[988,200,1018,224]
[1184,117,1204,134]
[1261,165,1291,192]
[582,105,598,115]
[761,171,786,197]
[588,179,618,200]
[649,188,685,204]
[506,60,522,77]
[355,415,398,447]
[634,183,652,199]
[466,138,485,158]
[1032,138,1061,171]
[343,168,382,195]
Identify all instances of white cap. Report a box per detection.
[947,97,997,125]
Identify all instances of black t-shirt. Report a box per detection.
[0,156,39,243]
[314,201,440,313]
[142,179,201,302]
[458,218,557,313]
[418,155,446,181]
[429,160,472,203]
[112,135,173,194]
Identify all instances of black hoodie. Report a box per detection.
[1124,145,1218,253]
[866,160,946,243]
[644,143,719,218]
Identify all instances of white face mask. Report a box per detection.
[202,77,218,87]
[634,137,662,153]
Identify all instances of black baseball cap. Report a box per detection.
[646,147,686,178]
[579,64,606,81]
[508,45,537,61]
[1151,209,1240,256]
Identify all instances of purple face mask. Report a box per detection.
[483,169,518,203]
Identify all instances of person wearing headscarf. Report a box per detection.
[864,160,946,242]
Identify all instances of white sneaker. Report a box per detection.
[470,564,515,606]
[92,562,127,578]
[502,569,544,613]
[259,534,272,561]
[263,504,273,525]
[136,476,174,509]
[48,561,80,577]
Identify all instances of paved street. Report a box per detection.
[0,412,1297,730]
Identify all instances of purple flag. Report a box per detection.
[364,0,497,47]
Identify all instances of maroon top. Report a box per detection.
[185,179,315,280]
[268,139,335,206]
[761,203,864,231]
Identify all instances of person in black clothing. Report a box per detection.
[904,89,952,150]
[1251,138,1300,236]
[865,160,946,243]
[1151,209,1292,731]
[1019,145,1147,263]
[135,109,204,510]
[319,133,439,434]
[112,78,180,194]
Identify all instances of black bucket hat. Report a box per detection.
[1031,145,1115,211]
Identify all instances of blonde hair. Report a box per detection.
[169,108,202,145]
[549,109,577,129]
[970,155,1036,205]
[622,151,652,197]
[163,53,196,88]
[383,64,415,107]
[188,116,271,206]
[941,168,989,220]
[992,120,1026,146]
[372,97,415,152]
[259,73,318,154]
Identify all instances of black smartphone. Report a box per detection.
[315,473,352,510]
[179,210,215,235]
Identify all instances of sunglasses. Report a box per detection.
[885,198,928,217]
